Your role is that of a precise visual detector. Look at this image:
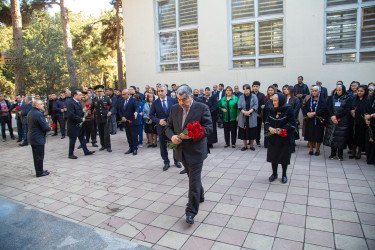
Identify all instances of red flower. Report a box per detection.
[370,139,374,143]
[354,106,357,109]
[337,118,342,122]
[85,103,91,108]
[106,105,110,109]
[225,103,229,106]
[15,106,21,111]
[88,110,92,115]
[264,98,267,101]
[187,121,204,140]
[129,120,132,124]
[278,129,288,137]
[244,127,247,130]
[51,123,56,130]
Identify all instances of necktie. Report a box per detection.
[162,100,168,115]
[182,109,187,130]
[124,99,128,108]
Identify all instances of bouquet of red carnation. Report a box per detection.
[265,128,287,137]
[51,123,56,130]
[168,121,205,150]
[79,104,92,127]
[15,106,21,111]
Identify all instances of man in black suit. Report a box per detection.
[47,93,59,136]
[67,90,95,159]
[10,94,23,142]
[165,85,213,224]
[150,85,182,171]
[27,100,51,177]
[19,96,33,146]
[118,89,140,155]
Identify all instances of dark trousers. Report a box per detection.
[157,126,177,164]
[223,121,237,146]
[31,144,45,176]
[51,115,58,135]
[0,116,14,139]
[58,114,66,136]
[16,118,23,139]
[182,155,204,217]
[125,124,138,151]
[69,135,90,157]
[98,121,111,148]
[272,163,288,177]
[83,119,96,143]
[256,117,262,143]
[23,124,28,144]
[331,147,343,158]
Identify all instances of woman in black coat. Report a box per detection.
[350,85,371,159]
[263,85,276,148]
[265,93,296,184]
[302,86,327,156]
[365,98,375,165]
[284,85,301,153]
[323,85,351,161]
[200,87,218,149]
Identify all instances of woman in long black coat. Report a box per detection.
[302,86,327,156]
[350,85,371,159]
[323,85,351,161]
[263,85,276,148]
[284,85,301,153]
[365,98,375,165]
[265,93,296,184]
[200,87,218,149]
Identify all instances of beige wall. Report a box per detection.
[123,0,375,93]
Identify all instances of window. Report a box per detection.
[157,0,199,72]
[230,0,284,68]
[325,0,375,63]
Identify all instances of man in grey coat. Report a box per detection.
[165,85,213,225]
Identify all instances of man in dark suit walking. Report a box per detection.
[67,90,95,159]
[118,89,140,155]
[27,100,51,177]
[165,85,213,224]
[150,85,182,171]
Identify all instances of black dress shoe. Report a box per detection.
[200,197,205,203]
[61,136,65,139]
[77,145,82,149]
[309,151,314,155]
[36,171,50,177]
[152,144,157,148]
[224,144,230,148]
[84,151,95,156]
[124,149,132,154]
[314,151,320,156]
[163,163,170,171]
[269,174,278,182]
[147,144,153,148]
[107,148,112,152]
[99,146,106,151]
[19,143,28,147]
[256,142,261,146]
[250,147,255,151]
[16,139,22,142]
[92,143,98,147]
[133,150,137,155]
[69,155,78,159]
[241,147,248,151]
[281,176,288,184]
[51,134,58,136]
[232,145,235,148]
[180,169,187,174]
[186,215,194,224]
[349,155,355,159]
[174,161,182,168]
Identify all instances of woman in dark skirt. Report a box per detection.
[365,98,375,164]
[200,87,218,149]
[323,85,351,161]
[302,86,327,156]
[143,93,158,147]
[350,85,370,159]
[265,93,296,184]
[238,84,258,151]
[263,85,276,148]
[284,85,301,153]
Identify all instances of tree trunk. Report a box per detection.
[60,0,78,90]
[116,0,125,90]
[11,0,25,95]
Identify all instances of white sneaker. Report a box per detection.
[139,144,143,148]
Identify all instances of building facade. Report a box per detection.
[123,0,375,92]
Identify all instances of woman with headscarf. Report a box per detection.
[265,93,296,184]
[323,85,351,161]
[350,85,370,159]
[302,86,327,156]
[200,87,218,149]
[217,86,239,148]
[284,85,301,153]
[263,85,276,148]
[238,84,258,151]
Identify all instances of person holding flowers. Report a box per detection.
[265,93,296,184]
[217,86,239,148]
[165,85,213,225]
[350,85,370,159]
[263,85,276,148]
[237,84,258,151]
[324,85,351,161]
[80,92,98,147]
[302,86,327,156]
[67,90,95,159]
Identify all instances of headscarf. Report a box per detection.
[310,86,321,125]
[273,93,287,113]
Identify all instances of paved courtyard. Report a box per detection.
[0,128,375,250]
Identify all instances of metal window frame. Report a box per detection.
[324,0,375,64]
[229,0,285,69]
[155,0,200,73]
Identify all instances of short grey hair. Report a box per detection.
[32,99,42,107]
[176,85,192,97]
[158,85,168,92]
[26,96,33,101]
